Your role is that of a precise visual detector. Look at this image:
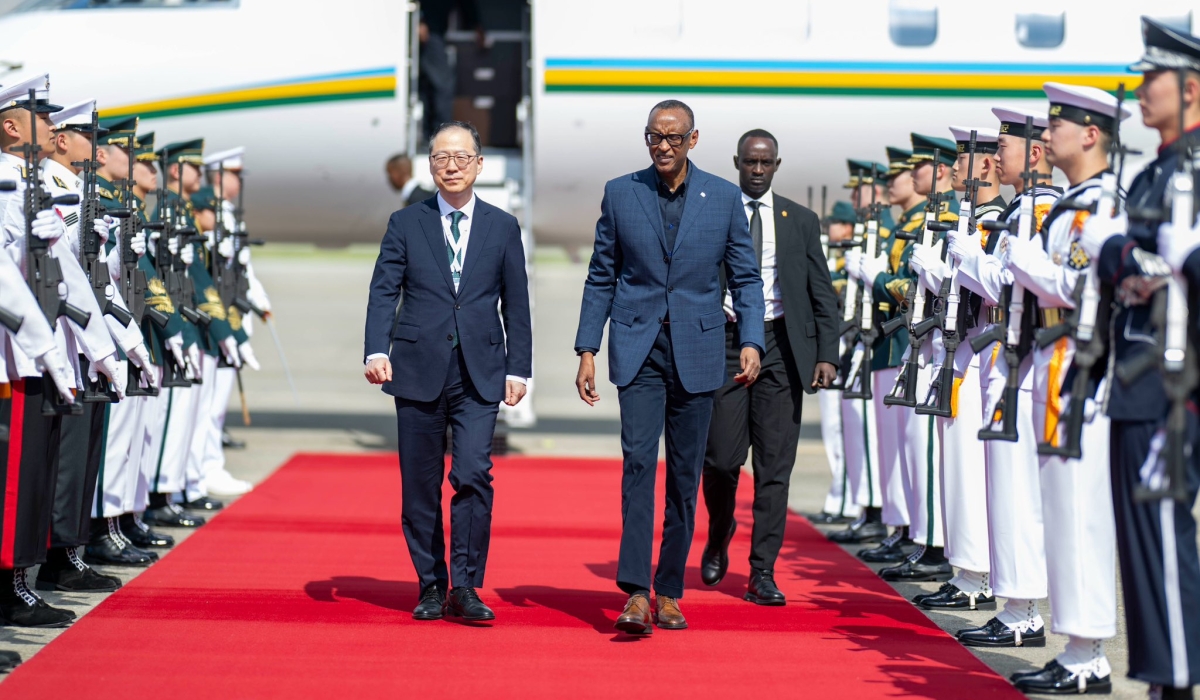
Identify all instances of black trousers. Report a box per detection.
[703,321,803,572]
[419,32,456,140]
[395,345,498,592]
[53,360,105,548]
[1110,419,1200,688]
[0,378,61,569]
[615,324,714,599]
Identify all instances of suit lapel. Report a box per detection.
[631,168,667,252]
[457,204,491,293]
[673,167,710,254]
[773,201,790,265]
[419,202,455,293]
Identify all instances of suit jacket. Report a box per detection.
[405,185,436,208]
[771,194,840,393]
[575,164,765,394]
[364,195,532,404]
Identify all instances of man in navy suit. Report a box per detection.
[364,121,532,624]
[574,100,764,634]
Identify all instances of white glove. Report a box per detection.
[167,237,179,255]
[186,343,202,380]
[130,230,146,256]
[127,343,160,390]
[946,229,978,263]
[844,249,863,281]
[32,209,65,241]
[1157,221,1200,273]
[220,336,241,368]
[1079,210,1127,259]
[217,237,234,260]
[147,227,161,241]
[166,333,186,370]
[238,247,251,266]
[1005,234,1037,269]
[180,241,194,266]
[826,257,838,273]
[90,353,127,401]
[910,244,933,276]
[93,216,112,244]
[239,342,260,370]
[862,253,889,286]
[204,230,215,249]
[36,347,75,403]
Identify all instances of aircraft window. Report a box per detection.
[889,0,937,47]
[1149,12,1192,34]
[13,0,236,10]
[1016,12,1064,48]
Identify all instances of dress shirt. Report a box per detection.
[654,163,692,253]
[724,189,783,322]
[366,191,526,385]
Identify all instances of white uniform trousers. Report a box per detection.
[842,391,881,512]
[202,365,238,482]
[981,345,1047,599]
[872,366,907,527]
[902,361,943,547]
[93,367,147,518]
[818,388,859,517]
[184,354,221,501]
[939,354,990,573]
[146,370,198,496]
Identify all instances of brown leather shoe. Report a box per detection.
[614,593,653,635]
[655,596,688,630]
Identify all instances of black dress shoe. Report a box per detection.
[222,429,246,449]
[957,616,1046,648]
[1011,660,1111,695]
[700,520,736,587]
[182,496,224,511]
[0,650,20,673]
[879,548,953,582]
[1150,684,1195,699]
[744,569,786,606]
[84,528,152,568]
[119,514,174,549]
[912,582,996,611]
[828,519,887,544]
[412,584,446,620]
[858,529,916,563]
[805,511,853,525]
[143,503,206,528]
[446,587,494,622]
[35,549,121,593]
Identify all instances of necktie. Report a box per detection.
[447,210,464,347]
[749,201,763,267]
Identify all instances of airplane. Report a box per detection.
[0,0,1191,250]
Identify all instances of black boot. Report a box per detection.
[84,518,152,567]
[35,547,121,593]
[1150,685,1195,700]
[744,568,786,606]
[0,569,75,628]
[700,520,735,587]
[0,650,20,673]
[119,513,174,549]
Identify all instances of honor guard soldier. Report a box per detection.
[1002,82,1131,695]
[957,105,1060,649]
[874,133,958,582]
[1080,17,1200,699]
[912,125,1006,612]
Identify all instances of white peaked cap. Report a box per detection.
[0,73,51,112]
[50,99,96,128]
[203,146,244,170]
[1043,82,1133,131]
[991,105,1049,138]
[948,125,1000,144]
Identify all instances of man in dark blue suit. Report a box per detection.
[574,100,765,634]
[364,121,532,624]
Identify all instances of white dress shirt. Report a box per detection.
[724,189,784,322]
[367,191,526,385]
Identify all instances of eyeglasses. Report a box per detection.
[431,153,479,169]
[645,130,693,147]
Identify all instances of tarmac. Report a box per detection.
[3,245,1196,698]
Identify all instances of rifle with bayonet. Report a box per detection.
[149,176,198,387]
[116,137,166,396]
[918,134,981,417]
[12,89,88,415]
[1115,72,1194,502]
[227,170,266,319]
[1035,84,1136,458]
[970,116,1046,441]
[884,148,949,407]
[75,108,134,402]
[829,174,870,390]
[843,166,885,400]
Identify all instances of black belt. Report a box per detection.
[726,318,784,332]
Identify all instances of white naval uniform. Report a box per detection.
[918,196,1006,577]
[184,352,220,501]
[818,385,858,517]
[1007,178,1116,641]
[956,187,1058,624]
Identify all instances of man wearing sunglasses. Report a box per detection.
[574,100,764,635]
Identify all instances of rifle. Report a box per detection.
[74,108,134,403]
[843,166,884,400]
[971,116,1046,441]
[884,147,949,407]
[829,175,867,389]
[1114,72,1194,502]
[918,133,981,417]
[12,89,88,416]
[1035,84,1136,458]
[150,176,197,387]
[228,170,266,318]
[115,136,166,397]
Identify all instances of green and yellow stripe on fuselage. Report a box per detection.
[543,58,1136,98]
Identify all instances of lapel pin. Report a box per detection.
[782,210,788,217]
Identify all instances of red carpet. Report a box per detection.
[4,454,1023,698]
